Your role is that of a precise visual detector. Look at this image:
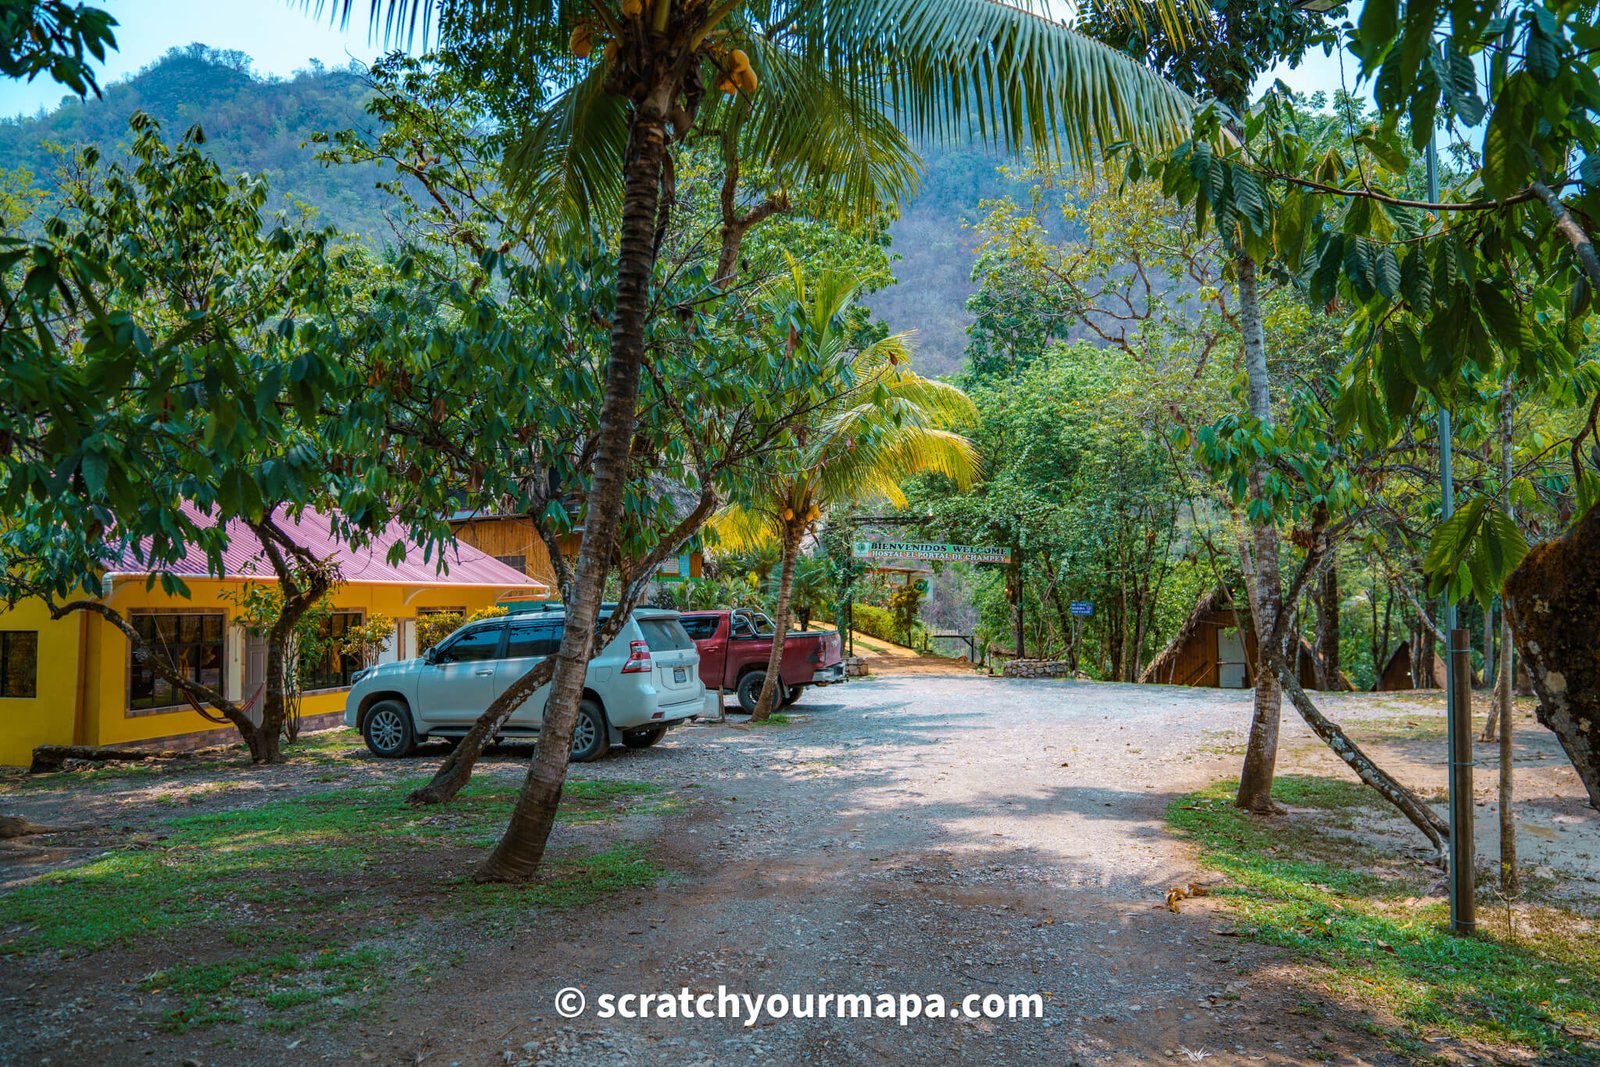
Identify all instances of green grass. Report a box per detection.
[1170,776,1600,1062]
[143,945,393,1033]
[0,776,676,956]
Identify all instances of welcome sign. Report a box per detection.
[851,541,1012,564]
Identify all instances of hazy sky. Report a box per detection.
[0,0,1367,121]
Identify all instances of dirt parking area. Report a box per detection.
[1,677,1594,1066]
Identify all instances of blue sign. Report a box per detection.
[1069,601,1094,616]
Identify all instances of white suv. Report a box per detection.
[344,608,705,761]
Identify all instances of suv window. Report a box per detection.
[436,625,504,663]
[638,618,694,651]
[506,620,562,659]
[679,616,719,641]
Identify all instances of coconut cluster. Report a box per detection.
[566,12,759,97]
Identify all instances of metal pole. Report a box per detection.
[1428,105,1475,936]
[1450,627,1477,932]
[1013,541,1025,661]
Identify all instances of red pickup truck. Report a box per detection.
[679,609,846,714]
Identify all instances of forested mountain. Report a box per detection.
[0,45,392,238]
[0,44,1006,374]
[864,144,1015,375]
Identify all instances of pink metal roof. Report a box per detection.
[116,505,541,589]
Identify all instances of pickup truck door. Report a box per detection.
[681,615,727,689]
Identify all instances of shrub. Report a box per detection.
[851,602,928,648]
[416,606,507,651]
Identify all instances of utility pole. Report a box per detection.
[1427,115,1476,936]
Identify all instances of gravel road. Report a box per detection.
[378,675,1413,1067]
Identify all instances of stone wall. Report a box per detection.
[844,656,870,678]
[1001,659,1083,679]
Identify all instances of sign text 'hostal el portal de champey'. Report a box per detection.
[851,541,1012,565]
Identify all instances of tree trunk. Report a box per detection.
[1497,607,1517,891]
[752,522,803,722]
[475,94,671,883]
[1495,379,1519,888]
[1482,600,1502,741]
[1011,544,1025,660]
[1504,500,1600,812]
[1264,645,1449,856]
[1234,250,1285,814]
[1315,562,1348,690]
[409,655,557,805]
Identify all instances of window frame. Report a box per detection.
[0,630,39,699]
[432,622,508,664]
[505,619,563,660]
[301,608,366,694]
[679,616,719,642]
[126,610,227,716]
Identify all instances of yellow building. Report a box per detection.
[0,511,540,767]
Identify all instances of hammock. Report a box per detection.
[184,681,264,726]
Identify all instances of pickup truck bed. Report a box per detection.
[679,609,845,714]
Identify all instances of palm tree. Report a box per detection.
[713,265,980,721]
[322,0,1196,883]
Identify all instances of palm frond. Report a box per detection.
[700,34,922,221]
[707,500,783,551]
[500,60,629,237]
[787,0,1196,164]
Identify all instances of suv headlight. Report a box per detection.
[351,666,373,685]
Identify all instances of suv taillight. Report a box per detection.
[621,639,652,674]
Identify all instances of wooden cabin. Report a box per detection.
[448,512,702,594]
[1139,586,1342,690]
[1376,638,1447,691]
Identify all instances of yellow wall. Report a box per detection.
[0,599,85,765]
[0,577,517,767]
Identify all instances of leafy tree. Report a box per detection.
[712,265,980,721]
[787,553,835,631]
[1171,0,1600,810]
[1087,0,1347,814]
[313,50,910,809]
[0,116,468,762]
[0,0,116,96]
[329,0,1198,882]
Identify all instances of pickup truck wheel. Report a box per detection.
[362,700,416,758]
[782,684,804,707]
[569,699,610,762]
[622,725,668,749]
[736,671,772,715]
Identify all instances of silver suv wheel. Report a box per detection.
[569,698,610,762]
[571,712,597,754]
[362,700,416,758]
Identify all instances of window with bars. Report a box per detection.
[304,610,364,691]
[129,612,225,712]
[494,554,527,574]
[1,631,38,698]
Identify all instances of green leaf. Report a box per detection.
[1424,496,1488,596]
